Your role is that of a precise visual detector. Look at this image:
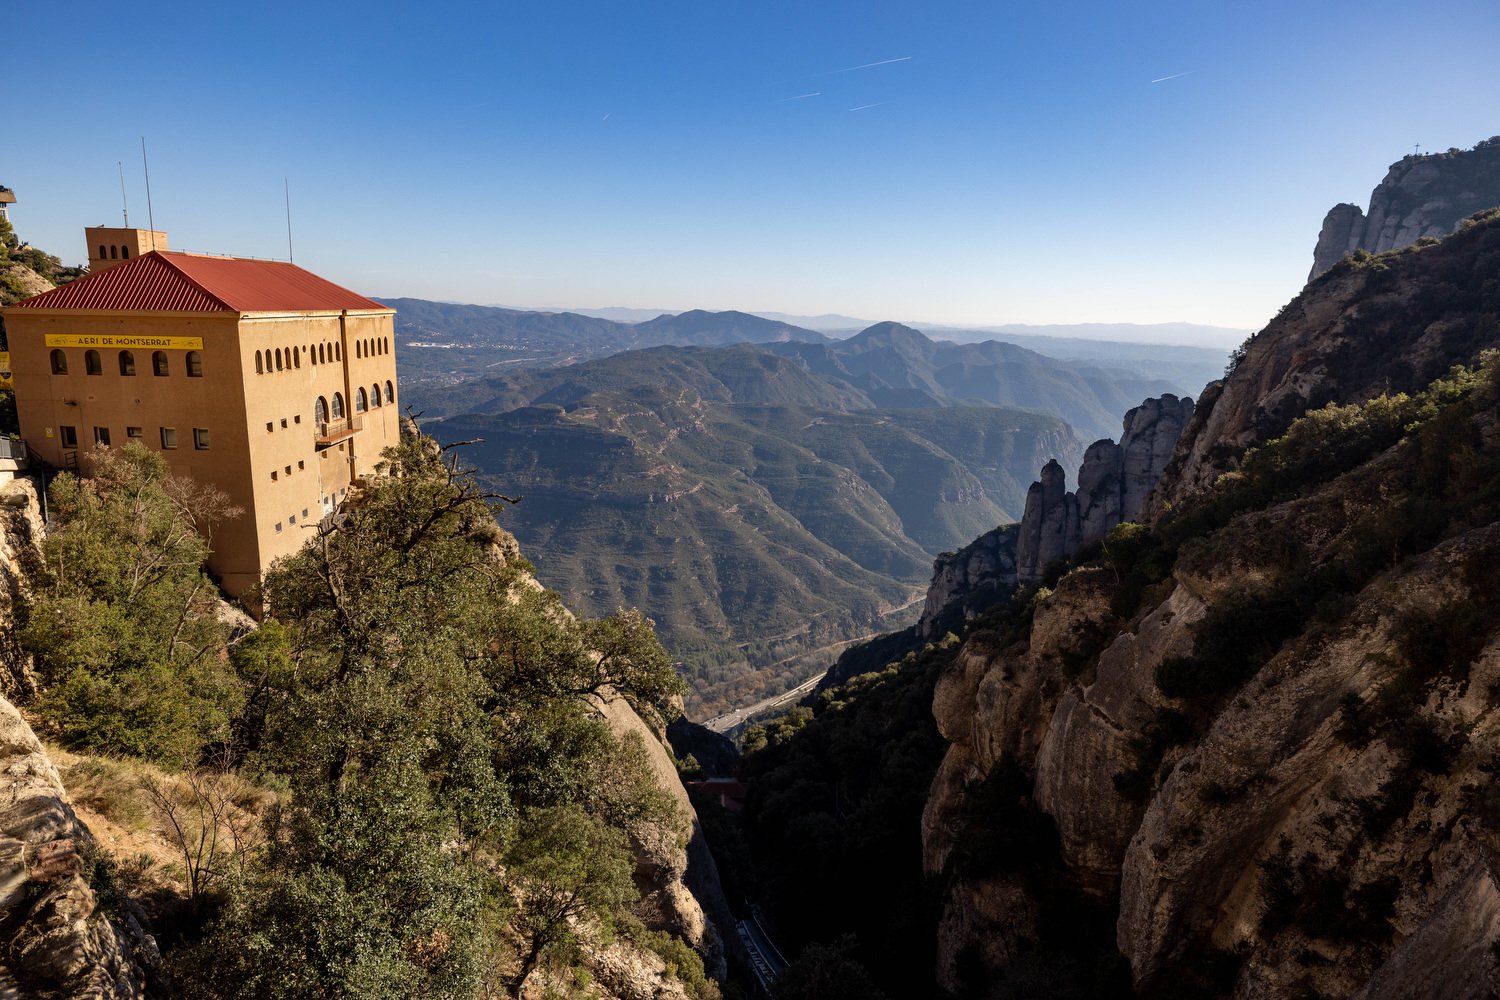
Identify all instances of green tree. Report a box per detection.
[23,443,242,764]
[505,805,637,995]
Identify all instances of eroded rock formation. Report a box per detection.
[1015,394,1193,582]
[1309,137,1500,281]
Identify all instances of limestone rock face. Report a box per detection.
[1016,394,1193,583]
[1014,459,1076,583]
[1033,584,1204,891]
[1117,524,1500,998]
[1150,212,1500,519]
[916,524,1019,640]
[1308,138,1500,281]
[0,697,149,998]
[0,479,44,699]
[1309,202,1368,280]
[590,694,735,983]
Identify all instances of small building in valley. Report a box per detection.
[1,234,401,597]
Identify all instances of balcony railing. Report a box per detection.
[315,415,362,447]
[0,438,27,462]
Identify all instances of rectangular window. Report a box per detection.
[93,426,111,446]
[126,426,143,440]
[280,418,288,428]
[60,425,78,449]
[271,471,278,482]
[266,422,274,433]
[285,465,292,475]
[160,427,177,450]
[294,415,302,424]
[275,522,283,533]
[289,513,297,525]
[297,460,305,470]
[193,428,210,450]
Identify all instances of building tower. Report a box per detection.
[85,226,170,273]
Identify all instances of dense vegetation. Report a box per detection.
[12,433,720,999]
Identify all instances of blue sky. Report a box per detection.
[6,1,1498,335]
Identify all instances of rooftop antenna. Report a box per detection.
[284,178,294,263]
[140,137,157,250]
[117,161,130,227]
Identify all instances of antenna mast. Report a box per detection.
[117,161,130,227]
[284,178,294,263]
[141,137,157,250]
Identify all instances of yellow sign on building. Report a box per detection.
[43,334,204,350]
[0,352,11,390]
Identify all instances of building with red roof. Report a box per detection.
[2,230,401,597]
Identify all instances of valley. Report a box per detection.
[400,319,1224,715]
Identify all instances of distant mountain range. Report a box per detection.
[415,321,1195,443]
[404,322,1227,714]
[383,298,1231,422]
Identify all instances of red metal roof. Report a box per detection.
[9,251,390,314]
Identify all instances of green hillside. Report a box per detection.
[430,394,1081,716]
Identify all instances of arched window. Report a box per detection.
[274,348,283,371]
[310,344,317,366]
[98,245,106,260]
[318,344,325,364]
[384,337,390,355]
[370,383,382,407]
[315,396,328,425]
[355,387,368,413]
[186,351,203,377]
[293,346,300,369]
[384,380,394,404]
[255,351,264,374]
[335,343,341,361]
[50,349,67,374]
[122,247,130,259]
[153,351,169,376]
[85,350,102,375]
[356,340,363,359]
[331,392,345,419]
[109,245,118,259]
[119,351,136,376]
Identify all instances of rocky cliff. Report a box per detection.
[1154,206,1500,519]
[1013,394,1193,583]
[0,698,152,998]
[918,210,1500,998]
[910,393,1191,644]
[1308,137,1500,281]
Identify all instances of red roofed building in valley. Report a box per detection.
[2,229,401,597]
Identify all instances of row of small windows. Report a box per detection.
[98,244,131,261]
[51,349,202,378]
[269,460,306,482]
[354,337,390,359]
[312,382,396,423]
[256,342,341,373]
[58,424,208,450]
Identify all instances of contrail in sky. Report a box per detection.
[1150,71,1192,83]
[602,113,612,120]
[848,102,886,111]
[779,92,821,101]
[828,55,912,74]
